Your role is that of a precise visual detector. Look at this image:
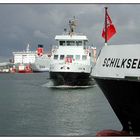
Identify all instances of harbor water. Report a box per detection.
[0,72,122,136]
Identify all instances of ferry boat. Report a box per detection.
[94,44,140,136]
[12,44,50,73]
[49,18,95,86]
[94,7,140,136]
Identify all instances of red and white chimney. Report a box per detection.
[37,44,44,56]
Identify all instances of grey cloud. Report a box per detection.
[34,30,48,39]
[0,4,140,60]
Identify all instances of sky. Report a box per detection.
[0,4,140,61]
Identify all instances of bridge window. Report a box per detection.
[66,41,75,46]
[75,55,80,60]
[84,40,88,46]
[60,55,65,60]
[54,55,58,60]
[82,55,87,60]
[76,41,82,46]
[59,41,65,46]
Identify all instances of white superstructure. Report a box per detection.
[13,44,36,64]
[50,35,91,73]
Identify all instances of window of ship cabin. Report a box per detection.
[54,55,58,60]
[82,55,87,60]
[39,65,45,68]
[59,41,65,46]
[67,55,73,58]
[75,55,80,60]
[76,41,82,46]
[84,40,88,46]
[60,55,65,60]
[66,41,75,46]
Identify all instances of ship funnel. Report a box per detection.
[37,44,44,56]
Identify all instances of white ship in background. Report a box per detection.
[49,17,96,86]
[31,45,51,72]
[12,44,51,72]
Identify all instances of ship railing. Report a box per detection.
[62,32,84,35]
[13,51,36,54]
[52,45,90,48]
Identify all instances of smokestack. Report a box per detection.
[37,44,44,56]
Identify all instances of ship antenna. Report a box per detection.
[26,43,30,52]
[69,16,77,35]
[64,28,67,34]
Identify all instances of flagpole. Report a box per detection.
[105,7,108,46]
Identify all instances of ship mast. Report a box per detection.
[69,16,77,35]
[26,43,30,52]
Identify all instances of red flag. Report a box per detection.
[102,11,116,41]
